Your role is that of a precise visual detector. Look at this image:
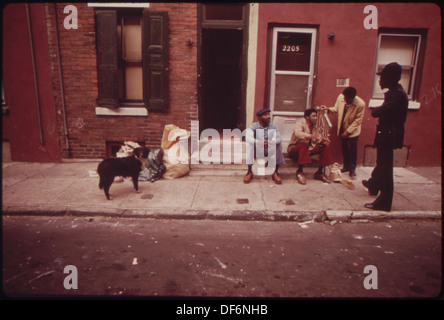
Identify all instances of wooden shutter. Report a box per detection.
[96,9,119,108]
[143,10,169,112]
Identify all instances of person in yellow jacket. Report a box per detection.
[325,87,365,178]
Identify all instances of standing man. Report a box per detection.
[244,109,285,184]
[327,87,365,178]
[362,62,408,211]
[287,108,333,184]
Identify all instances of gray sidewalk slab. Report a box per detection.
[2,161,442,222]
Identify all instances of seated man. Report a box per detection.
[287,108,333,184]
[244,109,285,184]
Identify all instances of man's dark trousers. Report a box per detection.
[341,136,358,173]
[367,144,394,210]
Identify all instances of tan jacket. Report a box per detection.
[329,94,365,138]
[287,118,313,151]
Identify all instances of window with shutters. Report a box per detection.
[95,8,169,113]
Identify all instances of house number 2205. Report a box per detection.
[282,45,300,52]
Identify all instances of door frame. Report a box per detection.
[269,27,317,118]
[197,3,249,132]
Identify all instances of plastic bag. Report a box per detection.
[329,162,342,182]
[139,148,165,182]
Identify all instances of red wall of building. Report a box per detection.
[2,3,61,162]
[255,3,441,166]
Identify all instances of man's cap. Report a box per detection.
[376,62,402,81]
[256,109,271,117]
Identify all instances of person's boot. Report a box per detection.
[243,172,253,184]
[271,172,282,185]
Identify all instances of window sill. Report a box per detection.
[95,107,148,116]
[368,99,420,110]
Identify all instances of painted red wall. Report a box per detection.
[255,3,441,166]
[2,3,61,162]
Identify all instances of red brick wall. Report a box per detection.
[46,3,198,159]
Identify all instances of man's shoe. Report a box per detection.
[243,172,253,184]
[341,168,349,173]
[314,172,331,183]
[272,172,282,185]
[364,202,391,212]
[362,180,378,196]
[296,172,306,185]
[349,171,357,178]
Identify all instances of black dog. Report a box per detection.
[97,147,150,200]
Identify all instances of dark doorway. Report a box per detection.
[200,28,243,131]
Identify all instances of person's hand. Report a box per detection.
[341,131,350,139]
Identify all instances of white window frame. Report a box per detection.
[269,27,317,117]
[372,33,421,101]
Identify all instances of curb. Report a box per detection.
[3,206,441,223]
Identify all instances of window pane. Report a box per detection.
[122,17,142,60]
[374,65,414,96]
[204,4,243,20]
[125,63,143,99]
[276,32,312,72]
[274,74,309,112]
[379,35,418,66]
[400,67,413,94]
[373,34,420,98]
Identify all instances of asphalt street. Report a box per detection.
[2,215,441,300]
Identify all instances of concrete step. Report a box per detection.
[186,138,319,177]
[189,159,318,177]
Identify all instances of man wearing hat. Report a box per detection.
[244,108,285,184]
[362,62,409,211]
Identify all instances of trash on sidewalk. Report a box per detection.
[161,124,191,179]
[330,163,342,182]
[117,141,142,158]
[139,148,165,182]
[330,162,355,189]
[298,220,314,228]
[89,170,98,177]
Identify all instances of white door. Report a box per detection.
[269,27,317,151]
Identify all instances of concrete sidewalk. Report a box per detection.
[2,161,441,222]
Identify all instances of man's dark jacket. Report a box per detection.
[371,84,409,149]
